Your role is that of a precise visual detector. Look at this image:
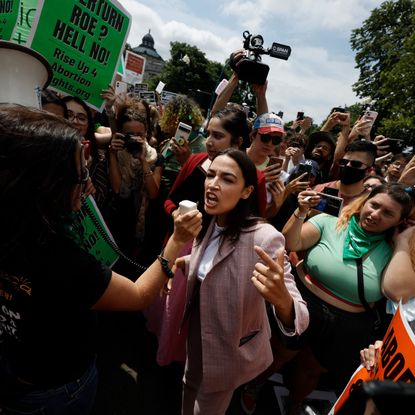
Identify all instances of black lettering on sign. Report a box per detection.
[0,0,13,13]
[70,4,97,36]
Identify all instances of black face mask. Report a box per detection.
[339,165,367,185]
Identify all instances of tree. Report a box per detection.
[147,42,249,114]
[350,0,415,142]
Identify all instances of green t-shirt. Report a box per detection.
[305,213,392,304]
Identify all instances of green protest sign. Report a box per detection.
[0,0,20,40]
[62,195,119,268]
[28,0,131,110]
[10,0,37,45]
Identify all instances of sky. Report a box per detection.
[118,0,384,124]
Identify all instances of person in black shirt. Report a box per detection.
[0,105,202,415]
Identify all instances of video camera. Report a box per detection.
[230,31,291,85]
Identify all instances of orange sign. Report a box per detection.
[329,303,415,414]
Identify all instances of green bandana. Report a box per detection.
[343,215,385,260]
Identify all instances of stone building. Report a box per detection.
[132,30,164,82]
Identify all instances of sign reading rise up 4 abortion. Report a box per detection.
[27,0,131,110]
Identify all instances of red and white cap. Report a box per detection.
[253,112,285,134]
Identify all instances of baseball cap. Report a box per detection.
[253,112,285,135]
[291,159,320,178]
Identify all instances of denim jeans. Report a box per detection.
[0,362,98,415]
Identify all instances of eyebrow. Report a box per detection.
[207,168,238,179]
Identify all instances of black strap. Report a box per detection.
[356,257,381,329]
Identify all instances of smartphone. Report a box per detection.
[314,192,344,217]
[386,138,405,154]
[174,122,192,146]
[330,107,346,114]
[361,110,378,128]
[291,163,312,182]
[277,111,284,118]
[139,91,157,105]
[296,111,304,121]
[115,80,127,95]
[267,156,284,169]
[322,186,339,197]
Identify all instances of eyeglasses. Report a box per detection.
[67,110,88,125]
[259,134,282,146]
[338,158,369,169]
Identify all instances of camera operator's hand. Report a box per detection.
[373,135,390,156]
[263,162,282,183]
[109,133,125,153]
[171,138,191,165]
[251,81,268,98]
[229,48,246,73]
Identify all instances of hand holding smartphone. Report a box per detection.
[173,122,192,146]
[267,156,283,169]
[313,192,343,217]
[361,110,378,129]
[115,80,127,95]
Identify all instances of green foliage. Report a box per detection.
[147,42,254,113]
[350,0,415,143]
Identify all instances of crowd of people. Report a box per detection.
[1,48,415,415]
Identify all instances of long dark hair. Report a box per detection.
[196,148,262,245]
[210,107,250,150]
[62,96,97,159]
[0,105,81,258]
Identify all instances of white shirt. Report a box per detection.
[197,224,224,281]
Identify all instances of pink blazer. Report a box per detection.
[184,219,308,393]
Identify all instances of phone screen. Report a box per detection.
[322,186,339,197]
[174,122,192,145]
[386,138,405,154]
[291,164,312,182]
[267,156,283,169]
[296,111,304,121]
[314,193,343,217]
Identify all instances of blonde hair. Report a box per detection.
[335,194,368,231]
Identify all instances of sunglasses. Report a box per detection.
[338,158,368,169]
[259,134,282,146]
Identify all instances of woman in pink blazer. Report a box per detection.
[181,149,309,414]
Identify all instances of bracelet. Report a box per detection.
[293,210,307,220]
[157,249,174,279]
[144,170,153,177]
